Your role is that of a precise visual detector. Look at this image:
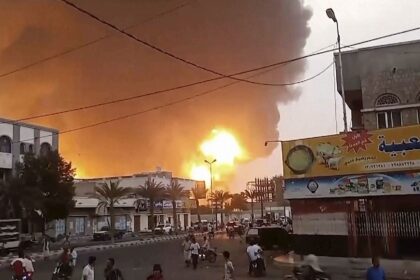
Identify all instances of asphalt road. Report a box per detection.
[0,234,290,280]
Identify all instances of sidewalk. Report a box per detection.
[274,253,420,280]
[0,232,213,269]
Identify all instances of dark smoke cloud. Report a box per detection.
[0,0,312,179]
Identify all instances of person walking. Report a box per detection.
[190,237,200,270]
[70,247,78,269]
[146,264,164,280]
[223,251,235,280]
[181,236,191,267]
[82,256,96,280]
[367,256,386,280]
[104,258,124,280]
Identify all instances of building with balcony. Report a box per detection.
[0,117,58,181]
[283,40,420,258]
[336,39,420,130]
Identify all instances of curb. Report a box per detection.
[0,231,222,269]
[0,234,188,269]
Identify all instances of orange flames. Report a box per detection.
[186,129,246,189]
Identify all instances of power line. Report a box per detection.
[58,0,334,87]
[16,60,334,144]
[0,1,192,80]
[10,26,420,122]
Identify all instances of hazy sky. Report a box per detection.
[231,0,420,191]
[1,0,419,192]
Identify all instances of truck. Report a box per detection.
[0,219,21,255]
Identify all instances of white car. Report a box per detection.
[154,224,173,234]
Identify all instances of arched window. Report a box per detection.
[375,93,400,107]
[40,142,51,156]
[28,144,34,154]
[20,143,25,154]
[375,94,402,129]
[0,136,12,153]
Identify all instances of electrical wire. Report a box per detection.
[58,0,420,87]
[6,25,420,123]
[15,61,334,144]
[0,1,192,80]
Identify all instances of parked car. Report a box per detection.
[93,226,125,241]
[154,224,173,235]
[245,226,290,250]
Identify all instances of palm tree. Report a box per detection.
[135,178,165,235]
[229,193,248,211]
[211,190,231,226]
[94,180,131,243]
[244,189,258,223]
[165,179,189,233]
[191,185,208,224]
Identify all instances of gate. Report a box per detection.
[348,210,420,257]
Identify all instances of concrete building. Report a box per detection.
[0,117,58,180]
[336,39,420,130]
[54,170,198,237]
[284,40,420,258]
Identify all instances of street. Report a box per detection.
[0,234,289,280]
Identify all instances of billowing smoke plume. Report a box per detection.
[0,0,312,182]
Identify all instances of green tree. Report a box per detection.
[16,151,75,231]
[135,178,165,235]
[244,189,258,223]
[165,179,189,233]
[191,185,208,224]
[94,180,131,243]
[211,190,231,226]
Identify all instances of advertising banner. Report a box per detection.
[284,171,420,199]
[282,125,420,179]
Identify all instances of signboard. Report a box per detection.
[135,199,185,211]
[282,125,420,179]
[284,171,420,199]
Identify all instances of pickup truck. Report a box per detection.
[93,226,125,241]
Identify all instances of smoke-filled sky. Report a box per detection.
[0,0,312,188]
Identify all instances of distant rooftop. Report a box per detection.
[0,117,59,132]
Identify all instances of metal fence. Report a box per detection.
[351,211,420,239]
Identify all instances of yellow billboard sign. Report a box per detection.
[282,125,420,179]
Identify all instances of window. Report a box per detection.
[0,136,12,153]
[28,144,34,154]
[375,93,400,107]
[40,142,51,156]
[20,143,25,154]
[375,94,402,129]
[377,111,402,129]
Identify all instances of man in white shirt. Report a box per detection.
[82,256,96,280]
[190,237,200,270]
[246,240,262,275]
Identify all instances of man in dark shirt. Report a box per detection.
[367,256,386,280]
[104,258,124,280]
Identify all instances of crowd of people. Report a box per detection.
[9,231,388,280]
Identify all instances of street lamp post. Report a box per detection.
[204,159,217,223]
[326,8,348,132]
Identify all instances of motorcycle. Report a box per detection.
[249,249,266,277]
[284,265,330,280]
[199,248,217,263]
[51,262,72,280]
[227,227,235,239]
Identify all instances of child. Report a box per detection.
[223,251,234,280]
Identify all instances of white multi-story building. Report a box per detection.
[0,117,58,180]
